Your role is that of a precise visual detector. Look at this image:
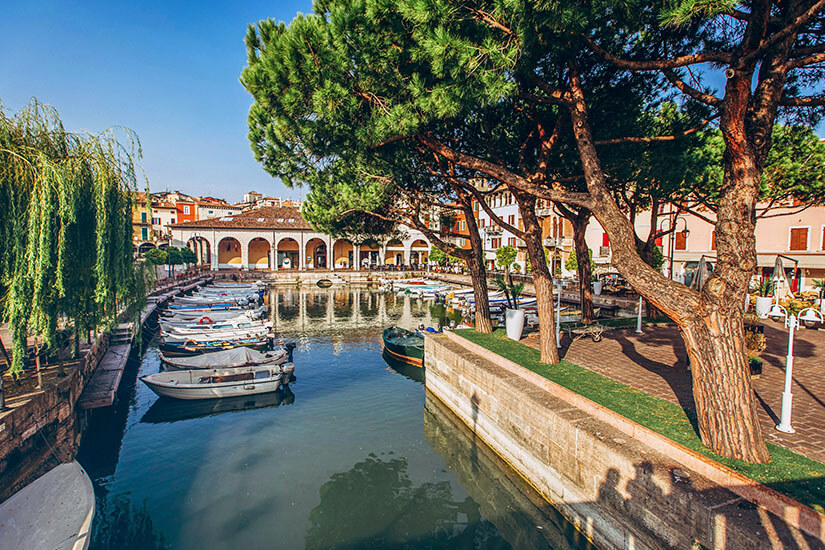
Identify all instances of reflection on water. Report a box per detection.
[140,387,295,424]
[424,393,596,550]
[80,287,590,549]
[306,453,506,549]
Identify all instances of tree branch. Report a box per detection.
[662,69,723,106]
[779,94,825,106]
[583,36,732,70]
[739,0,825,67]
[593,116,717,145]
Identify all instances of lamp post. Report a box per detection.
[636,295,644,334]
[659,215,690,281]
[768,304,824,433]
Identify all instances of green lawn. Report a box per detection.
[453,328,825,513]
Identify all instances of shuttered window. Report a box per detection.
[790,228,808,251]
[675,231,687,251]
[711,231,716,251]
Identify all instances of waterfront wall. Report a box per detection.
[425,333,824,550]
[0,334,108,501]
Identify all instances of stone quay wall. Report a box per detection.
[425,333,824,550]
[0,334,108,501]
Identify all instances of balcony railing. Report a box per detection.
[484,226,503,235]
[535,207,554,217]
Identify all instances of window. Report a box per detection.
[507,237,516,246]
[507,214,515,226]
[152,217,160,225]
[170,219,176,224]
[208,210,214,215]
[711,230,716,251]
[460,220,466,231]
[141,212,147,223]
[790,227,808,250]
[675,231,687,250]
[183,205,190,214]
[479,218,485,228]
[141,227,147,240]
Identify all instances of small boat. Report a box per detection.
[158,346,288,370]
[159,335,273,356]
[316,278,333,288]
[140,363,295,400]
[381,326,425,367]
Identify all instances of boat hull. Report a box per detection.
[381,326,425,367]
[142,377,283,399]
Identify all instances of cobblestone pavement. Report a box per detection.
[522,321,825,464]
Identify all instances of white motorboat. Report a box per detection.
[141,363,295,400]
[161,326,273,343]
[158,346,288,370]
[161,307,267,323]
[160,320,272,334]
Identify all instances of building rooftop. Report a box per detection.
[170,205,311,230]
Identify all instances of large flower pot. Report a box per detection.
[755,296,773,318]
[592,281,603,295]
[505,308,525,341]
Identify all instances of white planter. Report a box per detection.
[592,281,603,295]
[505,308,525,341]
[755,296,773,318]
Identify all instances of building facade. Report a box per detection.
[169,205,431,270]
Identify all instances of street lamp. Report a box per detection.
[555,281,562,348]
[658,215,690,280]
[768,304,824,433]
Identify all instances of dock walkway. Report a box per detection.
[78,277,207,410]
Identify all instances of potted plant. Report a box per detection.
[493,276,526,341]
[752,278,774,318]
[592,273,602,296]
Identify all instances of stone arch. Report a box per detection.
[386,239,404,266]
[186,237,211,264]
[409,239,429,266]
[333,239,353,269]
[218,237,242,267]
[248,237,271,269]
[306,238,327,269]
[277,237,299,269]
[358,240,380,269]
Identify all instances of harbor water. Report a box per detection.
[78,287,595,550]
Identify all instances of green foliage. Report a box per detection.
[180,247,197,265]
[751,279,774,298]
[144,248,167,265]
[0,99,141,375]
[650,246,665,272]
[495,245,517,272]
[564,248,596,273]
[165,247,183,266]
[428,245,446,264]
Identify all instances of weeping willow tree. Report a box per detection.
[0,99,144,376]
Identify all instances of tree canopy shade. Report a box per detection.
[0,100,143,375]
[242,0,825,462]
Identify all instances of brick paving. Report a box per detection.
[522,321,825,464]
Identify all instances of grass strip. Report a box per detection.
[453,328,825,513]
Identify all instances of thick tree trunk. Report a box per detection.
[681,305,768,460]
[463,202,493,333]
[571,212,594,324]
[566,73,770,462]
[517,193,559,363]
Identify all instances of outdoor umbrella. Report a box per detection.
[771,256,794,301]
[689,256,713,291]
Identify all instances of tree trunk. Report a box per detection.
[680,306,768,461]
[571,211,594,324]
[517,193,559,363]
[464,203,493,333]
[566,72,770,462]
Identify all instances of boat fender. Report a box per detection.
[199,316,212,324]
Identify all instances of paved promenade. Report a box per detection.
[523,321,825,464]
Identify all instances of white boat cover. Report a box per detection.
[160,347,286,369]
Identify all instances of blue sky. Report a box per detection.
[0,0,313,203]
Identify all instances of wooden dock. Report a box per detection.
[79,277,208,409]
[77,342,131,409]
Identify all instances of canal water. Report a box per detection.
[78,288,595,550]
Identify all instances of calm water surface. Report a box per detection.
[78,288,594,550]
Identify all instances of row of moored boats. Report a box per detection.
[140,281,296,401]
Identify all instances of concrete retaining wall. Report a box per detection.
[425,333,824,549]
